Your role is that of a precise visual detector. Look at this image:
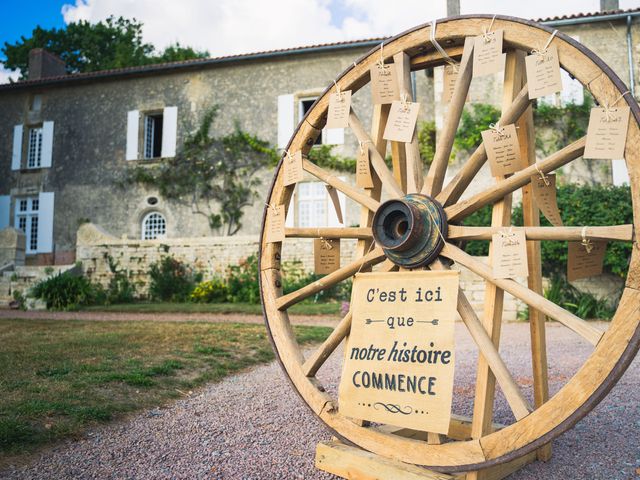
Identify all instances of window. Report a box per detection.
[27,127,43,168]
[299,98,322,145]
[15,197,39,253]
[294,181,346,227]
[142,212,166,240]
[144,113,164,159]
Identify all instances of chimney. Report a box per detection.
[28,49,66,81]
[600,0,619,11]
[446,0,460,17]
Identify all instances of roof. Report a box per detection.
[2,7,639,92]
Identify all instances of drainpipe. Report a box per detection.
[627,15,636,97]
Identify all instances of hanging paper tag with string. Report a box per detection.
[383,96,420,143]
[481,124,522,176]
[370,63,399,104]
[584,105,630,160]
[283,150,304,186]
[266,204,286,243]
[531,172,563,226]
[442,64,459,104]
[473,29,505,78]
[492,230,529,279]
[567,240,606,282]
[314,238,341,274]
[525,45,562,99]
[356,142,374,188]
[327,89,352,129]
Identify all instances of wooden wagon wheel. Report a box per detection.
[259,14,640,473]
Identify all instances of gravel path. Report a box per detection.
[1,322,638,480]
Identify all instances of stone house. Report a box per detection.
[0,6,638,299]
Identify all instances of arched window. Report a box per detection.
[142,212,166,240]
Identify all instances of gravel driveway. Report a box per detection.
[2,322,638,480]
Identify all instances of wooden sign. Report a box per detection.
[370,64,400,105]
[356,145,374,188]
[473,30,505,77]
[481,124,522,176]
[531,173,563,226]
[492,230,529,279]
[567,241,606,282]
[584,106,630,160]
[327,90,352,129]
[314,238,340,274]
[525,45,562,99]
[383,100,420,143]
[283,151,304,186]
[338,271,459,434]
[266,205,286,243]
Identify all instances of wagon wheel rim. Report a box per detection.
[258,14,640,472]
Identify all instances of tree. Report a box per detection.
[2,16,209,78]
[124,107,278,236]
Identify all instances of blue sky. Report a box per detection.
[1,0,67,49]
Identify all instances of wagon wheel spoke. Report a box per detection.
[436,84,532,207]
[422,37,475,197]
[440,243,605,346]
[445,136,587,223]
[430,259,533,420]
[448,224,635,242]
[275,247,386,310]
[303,159,380,212]
[285,227,372,239]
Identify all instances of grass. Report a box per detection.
[82,301,342,315]
[0,318,331,458]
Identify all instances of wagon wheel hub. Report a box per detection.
[372,194,448,269]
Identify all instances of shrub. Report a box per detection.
[32,272,104,310]
[454,104,500,153]
[282,259,351,303]
[225,255,260,303]
[190,277,228,303]
[544,276,615,319]
[105,255,136,304]
[148,256,202,302]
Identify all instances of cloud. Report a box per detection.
[0,65,20,85]
[60,0,639,58]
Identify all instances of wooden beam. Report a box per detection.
[286,227,372,239]
[447,224,634,242]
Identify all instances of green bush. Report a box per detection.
[105,255,136,304]
[281,259,352,303]
[454,104,500,153]
[544,276,615,319]
[148,256,202,302]
[32,272,104,310]
[225,255,260,303]
[190,277,228,303]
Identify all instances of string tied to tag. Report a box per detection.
[489,122,505,137]
[333,80,344,102]
[534,163,550,186]
[531,29,558,56]
[500,227,519,246]
[581,226,594,254]
[482,15,497,43]
[400,92,411,112]
[376,43,388,69]
[358,140,371,155]
[602,90,630,122]
[265,203,279,215]
[285,149,294,161]
[319,237,333,250]
[430,19,458,68]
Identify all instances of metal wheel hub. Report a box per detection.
[372,193,448,268]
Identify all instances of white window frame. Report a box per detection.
[141,211,167,240]
[143,112,163,159]
[15,196,40,253]
[27,126,43,168]
[298,97,323,145]
[294,180,346,227]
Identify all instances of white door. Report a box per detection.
[15,197,40,254]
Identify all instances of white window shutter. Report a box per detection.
[126,110,139,160]
[612,159,630,186]
[12,125,23,170]
[161,106,178,158]
[0,196,10,229]
[37,192,55,253]
[327,178,346,227]
[325,127,344,145]
[277,94,294,149]
[41,121,54,168]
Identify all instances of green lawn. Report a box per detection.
[82,301,342,315]
[0,318,331,459]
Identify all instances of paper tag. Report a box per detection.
[492,231,529,279]
[473,30,505,77]
[584,106,630,160]
[314,238,341,274]
[325,185,343,224]
[356,146,374,189]
[567,241,606,282]
[442,64,458,104]
[481,124,522,176]
[370,63,399,105]
[338,271,459,434]
[327,90,352,129]
[531,173,563,226]
[383,100,420,143]
[525,45,563,99]
[283,151,304,187]
[265,205,286,243]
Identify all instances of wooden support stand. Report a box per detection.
[315,440,539,480]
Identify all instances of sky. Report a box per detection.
[2,0,640,83]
